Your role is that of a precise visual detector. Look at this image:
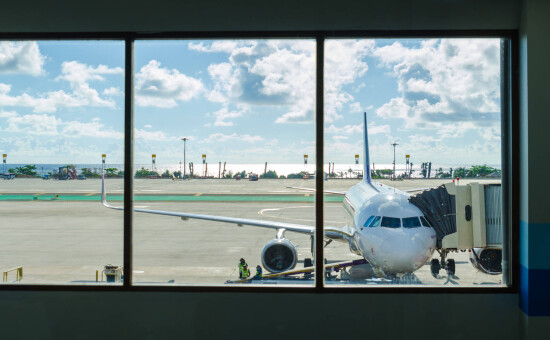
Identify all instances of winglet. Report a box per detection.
[363,112,371,183]
[101,171,121,210]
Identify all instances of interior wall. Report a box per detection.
[519,0,550,318]
[3,0,550,338]
[1,0,519,32]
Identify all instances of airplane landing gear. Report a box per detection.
[446,259,456,276]
[432,249,456,279]
[430,259,441,278]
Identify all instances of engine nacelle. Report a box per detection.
[261,238,298,273]
[469,248,502,275]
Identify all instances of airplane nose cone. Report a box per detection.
[380,233,434,273]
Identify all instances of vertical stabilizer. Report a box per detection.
[363,112,371,183]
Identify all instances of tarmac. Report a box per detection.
[0,177,503,286]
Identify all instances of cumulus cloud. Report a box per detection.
[325,40,375,123]
[198,40,316,124]
[325,122,390,135]
[0,41,45,76]
[372,39,501,133]
[210,107,247,126]
[204,133,263,143]
[0,60,122,113]
[0,111,122,139]
[135,60,203,108]
[103,87,122,96]
[135,128,177,141]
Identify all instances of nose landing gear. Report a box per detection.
[430,250,456,279]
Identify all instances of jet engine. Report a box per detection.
[469,248,502,275]
[261,238,298,273]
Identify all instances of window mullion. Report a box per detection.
[124,38,134,288]
[315,37,325,290]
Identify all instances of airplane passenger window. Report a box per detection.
[381,217,401,228]
[131,39,317,286]
[324,38,505,287]
[0,40,125,285]
[402,217,422,228]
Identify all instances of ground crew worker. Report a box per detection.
[238,258,248,278]
[254,265,263,279]
[242,265,250,279]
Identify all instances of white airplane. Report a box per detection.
[101,113,437,276]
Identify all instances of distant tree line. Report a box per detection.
[435,165,501,178]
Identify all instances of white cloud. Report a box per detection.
[56,61,123,85]
[200,40,316,124]
[210,107,247,126]
[0,41,45,76]
[103,87,122,96]
[0,111,122,139]
[4,113,59,135]
[143,124,152,129]
[62,120,123,139]
[204,133,263,143]
[325,122,390,135]
[189,41,247,53]
[135,60,204,108]
[0,60,122,113]
[135,128,177,141]
[373,39,501,135]
[324,40,375,122]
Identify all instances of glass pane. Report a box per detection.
[0,41,124,284]
[402,217,422,228]
[324,38,503,287]
[133,39,316,286]
[381,217,401,228]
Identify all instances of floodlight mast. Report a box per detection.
[181,138,187,179]
[391,142,398,180]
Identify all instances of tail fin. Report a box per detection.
[363,112,371,183]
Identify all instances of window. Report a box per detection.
[381,217,401,228]
[402,217,422,228]
[0,40,124,284]
[0,33,514,290]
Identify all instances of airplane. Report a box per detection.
[101,112,437,278]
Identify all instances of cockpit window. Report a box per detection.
[369,216,381,228]
[381,217,401,228]
[402,217,422,228]
[363,216,375,227]
[420,216,432,228]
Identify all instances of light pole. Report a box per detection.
[181,138,187,179]
[391,142,398,180]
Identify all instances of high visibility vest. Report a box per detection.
[242,268,250,278]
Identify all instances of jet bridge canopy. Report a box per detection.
[408,182,502,250]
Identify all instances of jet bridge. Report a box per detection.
[408,182,503,276]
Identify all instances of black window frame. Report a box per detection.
[0,30,518,294]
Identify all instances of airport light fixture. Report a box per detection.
[391,143,398,180]
[181,137,187,179]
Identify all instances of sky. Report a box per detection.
[0,39,501,167]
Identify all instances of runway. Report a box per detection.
[0,177,502,286]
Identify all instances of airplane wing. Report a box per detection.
[101,175,353,238]
[286,186,347,195]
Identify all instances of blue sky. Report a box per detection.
[0,39,501,167]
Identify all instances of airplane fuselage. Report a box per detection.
[340,180,437,274]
